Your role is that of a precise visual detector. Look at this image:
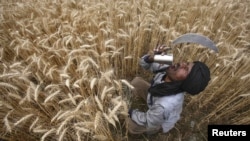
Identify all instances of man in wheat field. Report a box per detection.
[128,45,211,135]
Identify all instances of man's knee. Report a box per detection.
[131,77,143,86]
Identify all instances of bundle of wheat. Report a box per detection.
[0,0,249,141]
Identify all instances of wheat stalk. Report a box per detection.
[0,82,19,91]
[41,128,56,141]
[44,90,61,103]
[68,93,76,106]
[58,127,68,141]
[51,110,63,123]
[108,102,122,120]
[76,131,81,141]
[34,84,40,101]
[94,111,102,131]
[120,79,134,90]
[8,92,22,100]
[29,117,39,131]
[93,134,108,141]
[14,114,33,126]
[56,117,71,135]
[90,78,97,90]
[103,113,116,128]
[33,126,49,134]
[75,126,90,133]
[95,96,103,111]
[4,111,12,132]
[0,0,249,141]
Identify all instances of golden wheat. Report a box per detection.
[58,127,68,141]
[4,111,12,132]
[108,102,122,120]
[121,79,134,90]
[93,134,108,141]
[29,116,39,131]
[14,114,33,127]
[94,111,102,131]
[51,110,63,123]
[103,112,116,128]
[0,82,19,91]
[33,127,49,134]
[0,0,249,141]
[41,128,56,141]
[75,126,90,133]
[56,117,71,135]
[95,95,104,112]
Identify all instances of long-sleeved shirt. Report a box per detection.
[131,55,184,133]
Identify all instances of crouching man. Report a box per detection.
[128,46,211,135]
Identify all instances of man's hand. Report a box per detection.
[144,45,171,63]
[153,45,171,55]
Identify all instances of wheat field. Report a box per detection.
[0,0,249,141]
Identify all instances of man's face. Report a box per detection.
[166,62,194,81]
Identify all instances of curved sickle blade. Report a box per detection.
[172,33,219,53]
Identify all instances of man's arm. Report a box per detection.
[130,104,166,129]
[140,54,169,73]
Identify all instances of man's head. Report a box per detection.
[166,61,211,95]
[166,62,194,81]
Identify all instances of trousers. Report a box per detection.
[127,77,160,134]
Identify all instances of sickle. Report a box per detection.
[172,33,219,53]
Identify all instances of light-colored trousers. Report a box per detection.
[127,77,160,134]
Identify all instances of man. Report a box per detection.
[128,45,211,135]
